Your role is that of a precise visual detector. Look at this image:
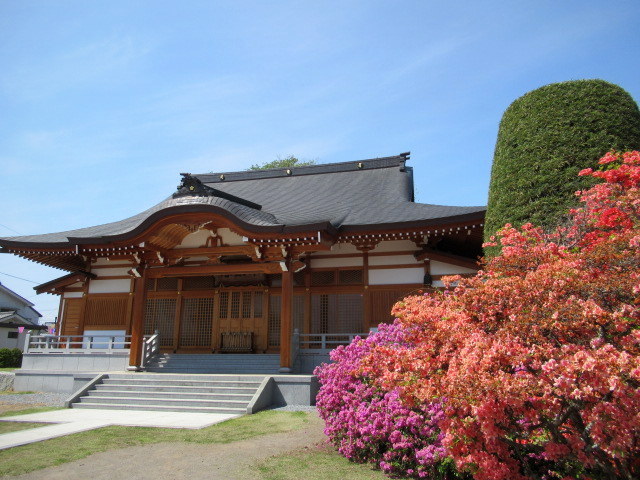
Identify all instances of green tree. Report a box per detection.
[249,155,316,170]
[485,79,640,250]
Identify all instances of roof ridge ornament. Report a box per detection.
[174,173,215,198]
[173,173,263,210]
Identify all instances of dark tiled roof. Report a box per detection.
[0,154,485,246]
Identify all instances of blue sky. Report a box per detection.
[1,1,639,322]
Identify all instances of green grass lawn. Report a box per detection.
[0,421,47,435]
[253,442,388,480]
[0,390,36,395]
[0,368,18,372]
[0,410,313,477]
[0,407,63,418]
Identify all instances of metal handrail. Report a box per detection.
[25,333,132,353]
[141,330,161,368]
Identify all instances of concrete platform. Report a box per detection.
[0,408,239,450]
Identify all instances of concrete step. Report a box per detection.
[86,390,254,401]
[106,373,267,382]
[101,379,262,388]
[78,395,249,409]
[145,368,278,374]
[71,403,246,415]
[94,384,257,394]
[67,372,265,414]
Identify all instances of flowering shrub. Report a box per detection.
[315,322,465,479]
[359,152,640,480]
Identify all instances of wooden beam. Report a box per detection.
[163,246,258,259]
[146,262,283,278]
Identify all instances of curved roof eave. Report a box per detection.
[338,210,486,233]
[0,203,339,249]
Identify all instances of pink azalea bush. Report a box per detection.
[315,322,467,479]
[317,152,640,480]
[359,152,640,480]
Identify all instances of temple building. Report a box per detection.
[0,153,485,375]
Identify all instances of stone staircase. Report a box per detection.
[144,353,281,374]
[70,373,265,414]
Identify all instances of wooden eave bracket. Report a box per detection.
[414,248,480,270]
[34,271,97,295]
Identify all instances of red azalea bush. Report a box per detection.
[315,322,467,479]
[357,151,640,480]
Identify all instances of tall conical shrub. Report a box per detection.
[485,79,640,246]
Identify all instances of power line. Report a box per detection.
[0,223,23,235]
[0,271,39,284]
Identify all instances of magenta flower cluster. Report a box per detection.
[315,321,457,479]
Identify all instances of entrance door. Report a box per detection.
[216,289,267,352]
[177,296,215,351]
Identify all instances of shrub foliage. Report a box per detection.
[0,348,22,368]
[485,80,640,243]
[319,151,640,480]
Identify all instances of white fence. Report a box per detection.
[295,331,369,354]
[25,333,132,354]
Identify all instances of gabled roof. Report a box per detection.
[0,310,45,329]
[0,282,36,309]
[0,154,485,250]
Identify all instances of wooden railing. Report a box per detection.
[140,330,161,368]
[25,333,132,353]
[220,332,253,353]
[295,332,369,354]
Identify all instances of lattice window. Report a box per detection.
[253,292,263,317]
[293,294,305,333]
[179,298,214,347]
[219,291,229,319]
[268,295,281,347]
[157,277,179,291]
[334,294,363,332]
[311,294,363,334]
[85,296,129,326]
[311,270,335,286]
[339,269,363,285]
[293,271,306,286]
[145,278,156,291]
[241,292,252,318]
[183,276,215,291]
[230,291,241,319]
[144,298,177,347]
[311,294,330,333]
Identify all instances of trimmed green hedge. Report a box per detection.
[0,348,22,368]
[485,79,640,246]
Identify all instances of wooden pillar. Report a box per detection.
[279,267,294,372]
[128,266,147,370]
[363,251,371,331]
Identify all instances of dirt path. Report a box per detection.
[12,412,327,480]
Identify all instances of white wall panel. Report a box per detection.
[311,257,363,268]
[369,254,419,266]
[430,260,477,275]
[63,292,84,298]
[177,229,211,248]
[328,243,360,254]
[88,279,131,294]
[94,268,130,278]
[370,240,416,253]
[369,268,423,285]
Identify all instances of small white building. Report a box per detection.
[0,282,45,350]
